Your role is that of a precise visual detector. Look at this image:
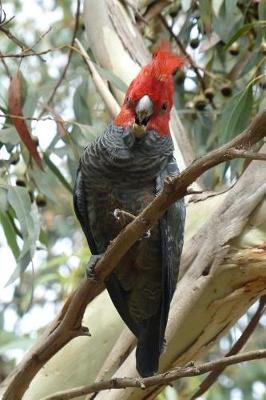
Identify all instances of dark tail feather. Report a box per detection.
[135,314,165,377]
[136,336,160,377]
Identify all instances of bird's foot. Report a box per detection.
[164,176,175,194]
[113,208,135,227]
[86,254,103,280]
[113,209,150,239]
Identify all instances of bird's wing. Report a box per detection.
[73,165,140,337]
[136,156,186,377]
[157,156,186,344]
[73,166,98,254]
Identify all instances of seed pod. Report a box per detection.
[229,42,240,56]
[190,38,199,49]
[220,84,232,97]
[16,178,26,187]
[36,194,47,207]
[204,87,215,100]
[194,95,207,110]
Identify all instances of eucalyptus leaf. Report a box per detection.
[43,152,73,194]
[0,127,20,145]
[0,210,20,259]
[7,186,41,280]
[73,79,92,125]
[95,64,127,93]
[220,84,253,144]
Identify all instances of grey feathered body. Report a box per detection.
[73,124,185,377]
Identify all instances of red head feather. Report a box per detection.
[115,42,185,136]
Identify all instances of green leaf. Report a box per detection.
[199,0,212,34]
[29,168,58,203]
[0,210,20,259]
[43,152,73,194]
[95,64,128,93]
[224,21,266,50]
[213,0,243,42]
[220,84,253,144]
[0,127,20,145]
[224,23,253,50]
[73,78,92,125]
[7,186,41,281]
[259,0,266,22]
[0,187,8,211]
[259,0,266,39]
[212,0,224,16]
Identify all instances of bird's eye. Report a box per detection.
[161,102,168,111]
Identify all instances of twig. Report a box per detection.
[0,112,77,126]
[160,15,206,92]
[75,39,120,118]
[2,110,266,400]
[39,0,81,114]
[227,149,266,161]
[0,48,58,58]
[190,296,266,399]
[41,349,266,400]
[0,25,26,49]
[0,51,11,77]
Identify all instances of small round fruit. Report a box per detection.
[194,95,207,110]
[204,87,215,100]
[36,194,47,207]
[190,38,199,49]
[16,178,26,187]
[229,42,240,56]
[220,84,232,97]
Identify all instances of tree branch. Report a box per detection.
[41,349,266,400]
[2,110,266,400]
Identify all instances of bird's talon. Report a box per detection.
[143,229,151,239]
[86,254,103,280]
[113,208,121,220]
[164,176,174,185]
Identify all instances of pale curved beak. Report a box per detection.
[135,95,153,126]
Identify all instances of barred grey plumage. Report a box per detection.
[73,123,185,377]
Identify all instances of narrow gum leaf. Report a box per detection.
[8,73,43,170]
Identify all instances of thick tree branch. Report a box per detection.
[42,349,266,400]
[2,110,266,400]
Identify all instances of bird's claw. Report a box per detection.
[113,209,151,239]
[142,229,151,239]
[86,254,103,280]
[113,208,121,221]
